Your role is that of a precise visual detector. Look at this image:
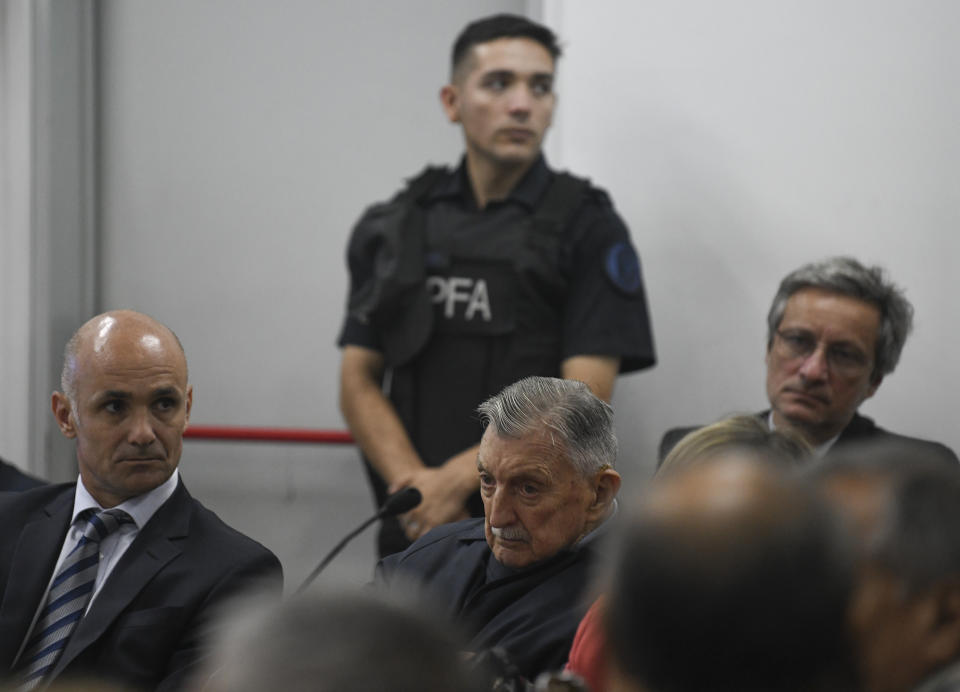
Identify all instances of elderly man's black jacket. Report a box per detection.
[375,517,597,680]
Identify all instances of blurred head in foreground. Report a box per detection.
[606,456,855,692]
[811,443,960,692]
[198,589,481,692]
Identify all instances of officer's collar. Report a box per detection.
[429,155,552,211]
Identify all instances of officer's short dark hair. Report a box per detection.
[451,14,561,80]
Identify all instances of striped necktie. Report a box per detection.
[16,508,135,690]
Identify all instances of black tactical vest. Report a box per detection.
[352,166,590,521]
[349,166,589,374]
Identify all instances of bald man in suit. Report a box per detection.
[0,310,281,691]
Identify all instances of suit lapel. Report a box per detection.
[0,488,74,670]
[835,412,873,447]
[51,481,193,678]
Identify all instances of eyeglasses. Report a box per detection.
[773,329,872,376]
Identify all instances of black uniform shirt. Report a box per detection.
[339,156,655,507]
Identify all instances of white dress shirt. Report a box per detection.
[50,468,180,609]
[767,411,840,457]
[14,470,182,666]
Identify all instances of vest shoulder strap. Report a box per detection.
[531,171,591,235]
[398,165,450,204]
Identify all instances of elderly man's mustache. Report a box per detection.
[491,526,528,541]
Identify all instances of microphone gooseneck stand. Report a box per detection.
[296,486,422,593]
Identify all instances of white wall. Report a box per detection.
[0,0,33,466]
[97,0,525,585]
[547,0,960,489]
[99,0,525,434]
[1,0,98,475]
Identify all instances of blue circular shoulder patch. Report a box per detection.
[605,242,642,295]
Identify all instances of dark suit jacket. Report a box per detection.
[659,411,959,466]
[376,518,597,681]
[0,458,45,491]
[0,479,282,691]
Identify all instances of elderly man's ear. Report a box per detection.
[587,468,622,518]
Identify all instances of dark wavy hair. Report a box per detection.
[451,14,561,80]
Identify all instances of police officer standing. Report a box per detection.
[338,14,656,557]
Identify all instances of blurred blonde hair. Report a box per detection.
[659,415,812,476]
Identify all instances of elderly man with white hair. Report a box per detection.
[375,376,621,681]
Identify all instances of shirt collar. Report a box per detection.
[766,411,839,457]
[427,154,552,210]
[72,468,180,529]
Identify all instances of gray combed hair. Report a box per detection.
[477,376,617,476]
[766,256,913,383]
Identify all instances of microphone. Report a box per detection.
[296,487,422,593]
[378,486,422,517]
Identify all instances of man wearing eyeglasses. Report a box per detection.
[660,256,957,463]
